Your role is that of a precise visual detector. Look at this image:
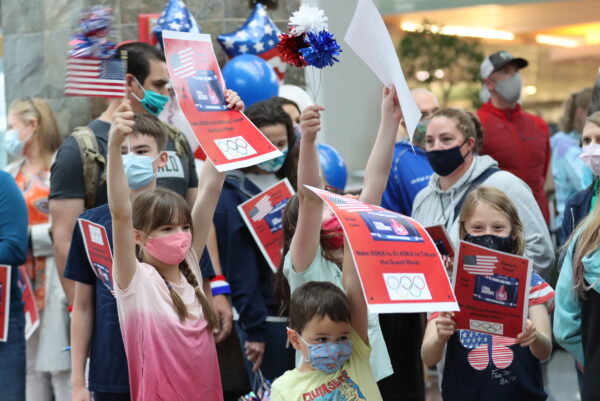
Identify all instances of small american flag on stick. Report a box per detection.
[463,254,498,276]
[65,57,126,98]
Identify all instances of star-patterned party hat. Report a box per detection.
[153,0,201,49]
[217,3,287,80]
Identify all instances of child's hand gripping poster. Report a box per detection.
[78,219,114,295]
[306,186,458,313]
[452,241,532,338]
[237,179,295,272]
[162,30,282,171]
[0,265,10,342]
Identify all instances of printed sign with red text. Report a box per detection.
[162,30,282,171]
[79,218,114,295]
[306,186,458,313]
[452,241,531,338]
[17,266,40,340]
[0,265,10,342]
[238,179,295,272]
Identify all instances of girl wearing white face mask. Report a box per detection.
[561,112,600,243]
[3,99,71,401]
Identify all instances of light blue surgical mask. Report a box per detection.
[256,148,288,173]
[122,151,161,190]
[294,329,353,374]
[4,129,32,157]
[131,78,170,116]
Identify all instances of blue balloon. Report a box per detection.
[318,144,348,191]
[222,54,279,108]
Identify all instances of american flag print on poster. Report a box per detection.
[326,195,373,213]
[249,195,273,222]
[460,330,515,370]
[170,47,197,79]
[65,58,126,98]
[463,254,498,276]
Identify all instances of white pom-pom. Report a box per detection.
[288,4,328,36]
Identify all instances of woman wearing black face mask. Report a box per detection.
[411,108,554,278]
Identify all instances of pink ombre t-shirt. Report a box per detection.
[114,250,223,401]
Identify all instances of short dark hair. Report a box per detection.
[117,42,166,84]
[288,281,351,334]
[133,114,168,151]
[245,97,298,188]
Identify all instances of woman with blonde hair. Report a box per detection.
[555,111,600,401]
[551,88,593,241]
[4,98,70,401]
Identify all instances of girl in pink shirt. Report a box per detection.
[107,94,241,401]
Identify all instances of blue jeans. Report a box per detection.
[234,319,295,386]
[0,297,26,401]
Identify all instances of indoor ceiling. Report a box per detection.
[384,0,600,60]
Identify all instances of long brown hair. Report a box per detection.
[458,186,525,255]
[9,98,62,158]
[132,187,219,329]
[273,194,343,315]
[567,112,600,299]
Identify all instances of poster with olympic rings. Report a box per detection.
[237,179,295,272]
[452,241,532,338]
[163,31,282,171]
[306,186,458,313]
[0,265,10,342]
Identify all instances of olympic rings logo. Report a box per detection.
[214,137,257,160]
[385,274,427,299]
[470,320,503,334]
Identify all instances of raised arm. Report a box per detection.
[289,105,326,272]
[342,238,369,344]
[108,101,138,289]
[360,86,402,206]
[190,90,243,256]
[421,312,456,367]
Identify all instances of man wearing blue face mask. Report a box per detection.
[478,51,551,224]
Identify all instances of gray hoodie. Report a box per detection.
[412,155,554,275]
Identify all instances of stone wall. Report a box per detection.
[1,0,301,134]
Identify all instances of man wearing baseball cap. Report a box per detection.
[477,51,551,222]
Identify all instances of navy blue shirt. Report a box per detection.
[64,203,215,393]
[0,171,28,313]
[213,172,277,343]
[382,141,432,216]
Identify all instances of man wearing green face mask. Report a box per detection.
[477,51,551,224]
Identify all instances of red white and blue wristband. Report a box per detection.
[210,275,231,296]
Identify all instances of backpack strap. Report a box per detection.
[161,122,190,163]
[453,167,501,219]
[71,127,106,210]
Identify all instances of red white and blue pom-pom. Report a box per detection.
[300,30,341,69]
[278,5,341,70]
[68,6,117,59]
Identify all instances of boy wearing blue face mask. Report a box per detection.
[271,240,382,401]
[50,42,200,306]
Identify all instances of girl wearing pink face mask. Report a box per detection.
[107,96,241,401]
[561,111,600,244]
[274,87,404,387]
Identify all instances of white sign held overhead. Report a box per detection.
[344,0,422,141]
